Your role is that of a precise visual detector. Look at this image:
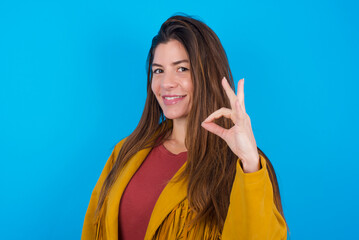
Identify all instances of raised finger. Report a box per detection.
[221,77,237,109]
[236,78,246,112]
[234,99,246,122]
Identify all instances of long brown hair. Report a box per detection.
[96,14,285,232]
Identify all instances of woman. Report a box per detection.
[82,15,287,240]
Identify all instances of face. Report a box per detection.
[151,39,193,121]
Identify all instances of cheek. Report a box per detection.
[184,78,194,96]
[151,79,157,94]
[151,79,161,99]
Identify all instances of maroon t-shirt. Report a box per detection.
[118,144,187,240]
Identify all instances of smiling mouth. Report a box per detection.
[163,95,186,100]
[162,95,187,105]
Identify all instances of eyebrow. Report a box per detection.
[152,59,189,68]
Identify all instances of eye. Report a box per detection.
[153,68,163,74]
[178,67,189,72]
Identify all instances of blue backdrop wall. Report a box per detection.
[1,0,358,239]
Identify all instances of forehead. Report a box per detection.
[153,39,189,63]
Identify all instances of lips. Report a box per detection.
[162,95,186,105]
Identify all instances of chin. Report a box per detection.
[163,111,189,120]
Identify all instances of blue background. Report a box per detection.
[1,0,358,239]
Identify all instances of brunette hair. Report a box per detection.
[96,14,285,232]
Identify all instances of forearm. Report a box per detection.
[222,156,287,240]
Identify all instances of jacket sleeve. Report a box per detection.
[222,155,287,240]
[81,139,126,240]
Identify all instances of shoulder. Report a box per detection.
[111,137,128,160]
[101,137,128,171]
[114,137,128,154]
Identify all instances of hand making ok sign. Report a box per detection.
[201,77,260,173]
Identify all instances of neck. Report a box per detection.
[164,117,188,154]
[171,118,187,145]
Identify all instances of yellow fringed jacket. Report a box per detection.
[81,139,287,239]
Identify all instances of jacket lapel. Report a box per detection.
[103,144,188,240]
[144,162,188,240]
[105,147,152,240]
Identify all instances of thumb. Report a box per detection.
[201,122,227,140]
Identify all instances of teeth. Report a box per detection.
[164,96,184,100]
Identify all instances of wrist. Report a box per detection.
[241,154,261,173]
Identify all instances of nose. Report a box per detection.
[161,72,178,89]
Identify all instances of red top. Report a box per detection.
[118,144,187,240]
